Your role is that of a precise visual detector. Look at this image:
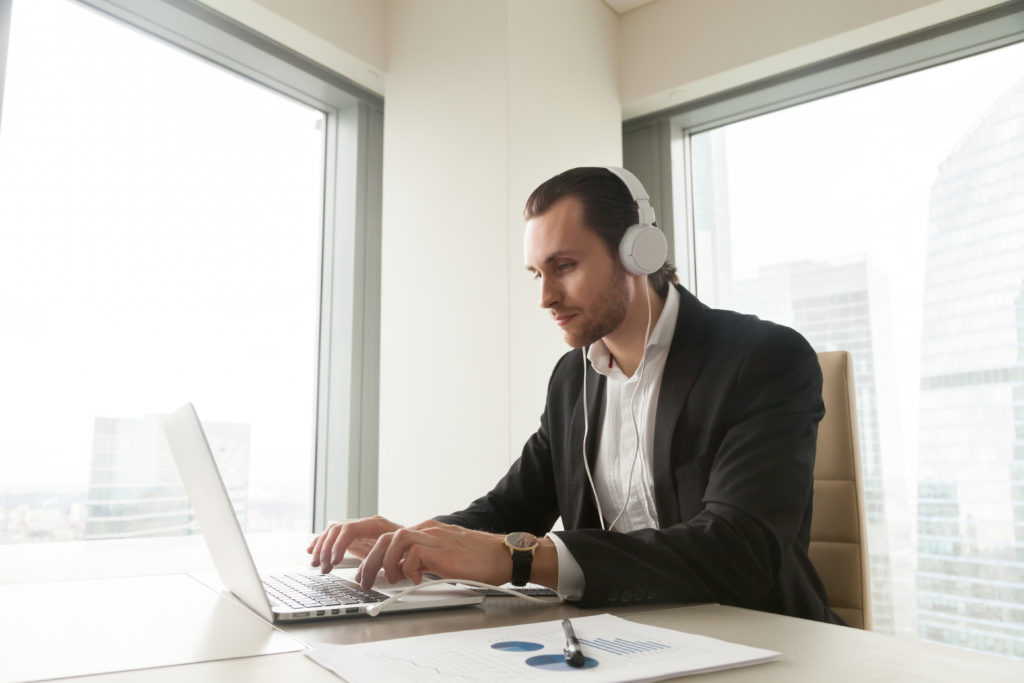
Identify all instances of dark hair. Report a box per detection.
[523,167,678,297]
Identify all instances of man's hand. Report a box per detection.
[306,515,403,574]
[354,520,513,591]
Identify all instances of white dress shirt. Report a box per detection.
[550,285,681,599]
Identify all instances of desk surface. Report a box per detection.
[0,574,303,683]
[4,535,1021,682]
[34,590,1023,683]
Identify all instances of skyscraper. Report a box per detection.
[917,78,1024,659]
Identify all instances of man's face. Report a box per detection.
[524,197,629,348]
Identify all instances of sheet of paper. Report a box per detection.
[305,613,778,682]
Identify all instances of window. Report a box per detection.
[0,0,381,548]
[680,33,1024,659]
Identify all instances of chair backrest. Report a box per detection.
[809,350,872,629]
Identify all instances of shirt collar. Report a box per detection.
[587,285,680,379]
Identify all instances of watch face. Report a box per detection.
[505,531,539,550]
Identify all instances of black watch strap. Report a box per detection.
[510,549,534,587]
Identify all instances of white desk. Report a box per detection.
[3,534,1022,682]
[0,574,303,683]
[5,585,1023,682]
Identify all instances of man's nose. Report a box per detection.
[539,277,561,310]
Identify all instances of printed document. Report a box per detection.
[305,613,778,682]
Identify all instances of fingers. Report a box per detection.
[402,545,426,585]
[322,524,358,573]
[348,538,376,557]
[309,516,402,574]
[356,528,440,591]
[382,529,432,583]
[356,531,394,590]
[308,524,343,568]
[354,525,512,590]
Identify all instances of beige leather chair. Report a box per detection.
[809,351,872,629]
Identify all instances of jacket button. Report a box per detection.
[621,589,633,601]
[608,589,619,602]
[634,589,644,602]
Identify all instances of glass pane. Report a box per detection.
[690,42,1024,658]
[0,0,324,542]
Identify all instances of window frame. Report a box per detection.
[0,0,383,533]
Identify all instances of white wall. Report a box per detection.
[379,0,510,521]
[251,0,387,75]
[505,0,621,497]
[619,0,1008,118]
[379,0,620,522]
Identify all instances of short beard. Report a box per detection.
[564,265,629,348]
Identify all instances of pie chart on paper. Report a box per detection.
[490,641,544,652]
[524,653,600,670]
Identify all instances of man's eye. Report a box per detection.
[557,262,574,272]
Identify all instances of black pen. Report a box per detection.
[561,618,585,667]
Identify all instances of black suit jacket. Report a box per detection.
[437,284,842,624]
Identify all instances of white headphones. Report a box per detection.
[604,166,668,276]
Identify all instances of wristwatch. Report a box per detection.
[502,532,540,586]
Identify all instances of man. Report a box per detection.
[308,166,842,624]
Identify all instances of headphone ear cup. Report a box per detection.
[619,224,668,275]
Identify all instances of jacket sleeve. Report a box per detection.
[555,326,824,609]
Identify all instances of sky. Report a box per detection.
[715,44,1024,281]
[0,0,325,502]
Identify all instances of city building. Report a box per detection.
[916,78,1024,658]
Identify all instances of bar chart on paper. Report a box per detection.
[305,613,779,683]
[578,635,672,655]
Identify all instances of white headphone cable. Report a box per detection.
[365,578,549,617]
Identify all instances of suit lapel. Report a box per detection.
[652,285,710,528]
[568,360,605,529]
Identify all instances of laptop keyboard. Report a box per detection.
[263,573,388,610]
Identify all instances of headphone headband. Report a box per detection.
[605,166,656,226]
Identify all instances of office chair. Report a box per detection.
[809,351,872,629]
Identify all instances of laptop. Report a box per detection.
[160,402,483,622]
